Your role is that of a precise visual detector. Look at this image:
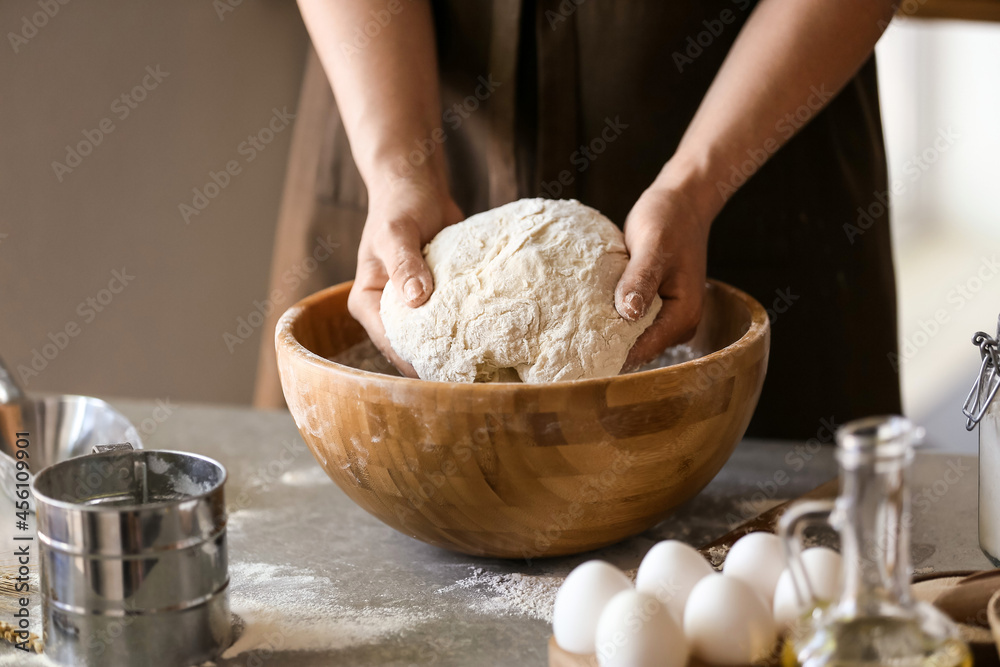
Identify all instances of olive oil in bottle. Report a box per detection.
[779,416,972,667]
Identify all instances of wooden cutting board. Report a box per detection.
[547,636,780,667]
[697,478,838,568]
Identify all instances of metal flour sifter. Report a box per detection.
[0,356,232,665]
[32,443,232,666]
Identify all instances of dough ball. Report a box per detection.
[380,198,661,383]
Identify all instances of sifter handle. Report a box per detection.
[91,443,135,455]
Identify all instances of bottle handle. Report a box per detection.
[778,499,836,609]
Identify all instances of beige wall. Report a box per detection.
[0,1,309,404]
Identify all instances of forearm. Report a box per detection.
[659,0,897,224]
[297,0,446,194]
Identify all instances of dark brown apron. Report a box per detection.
[256,0,901,439]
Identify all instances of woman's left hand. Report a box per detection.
[615,180,712,369]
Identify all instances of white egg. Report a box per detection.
[722,531,786,605]
[635,540,714,622]
[772,547,843,628]
[594,590,688,667]
[684,574,778,665]
[553,560,633,654]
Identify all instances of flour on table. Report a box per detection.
[0,556,435,664]
[0,652,52,666]
[380,198,662,383]
[279,466,332,487]
[223,560,435,659]
[225,507,276,534]
[437,567,565,623]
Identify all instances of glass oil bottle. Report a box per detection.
[779,416,971,667]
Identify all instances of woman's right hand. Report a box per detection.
[347,173,464,376]
[297,0,459,375]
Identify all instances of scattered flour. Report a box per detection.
[0,650,54,666]
[224,507,274,534]
[704,545,731,570]
[631,343,703,373]
[279,467,332,487]
[732,497,785,523]
[437,567,564,623]
[331,339,402,377]
[436,566,643,625]
[334,334,703,379]
[222,560,435,659]
[0,558,437,665]
[0,561,610,663]
[147,453,217,498]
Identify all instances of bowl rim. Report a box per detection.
[276,278,769,392]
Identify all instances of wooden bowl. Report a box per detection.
[275,279,769,558]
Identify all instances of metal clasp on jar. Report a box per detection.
[963,319,1000,430]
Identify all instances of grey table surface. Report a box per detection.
[0,400,991,667]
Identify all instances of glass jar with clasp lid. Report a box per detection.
[962,316,1000,565]
[779,416,971,667]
